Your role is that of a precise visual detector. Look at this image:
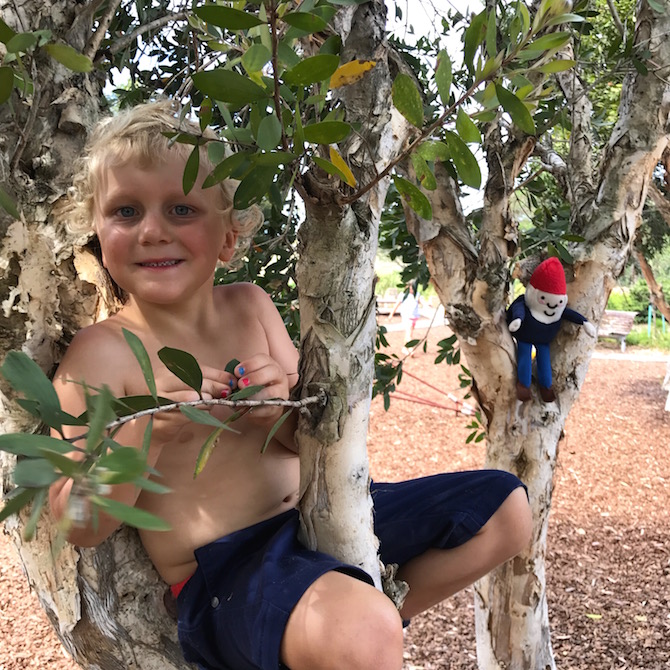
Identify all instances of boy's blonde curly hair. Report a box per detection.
[57,99,263,270]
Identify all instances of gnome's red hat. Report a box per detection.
[529,257,566,295]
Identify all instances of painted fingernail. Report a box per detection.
[228,379,235,388]
[237,366,245,376]
[241,377,250,387]
[220,388,230,398]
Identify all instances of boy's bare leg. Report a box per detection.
[396,487,533,619]
[281,570,404,670]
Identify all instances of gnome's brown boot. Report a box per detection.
[516,381,532,401]
[539,386,556,402]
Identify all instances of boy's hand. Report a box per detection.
[232,354,291,423]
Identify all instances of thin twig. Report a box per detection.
[102,391,327,433]
[107,12,189,57]
[84,0,123,60]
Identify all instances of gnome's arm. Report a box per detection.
[562,307,596,337]
[507,295,526,333]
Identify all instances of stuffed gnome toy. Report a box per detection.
[506,257,596,402]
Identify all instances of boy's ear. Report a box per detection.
[218,228,239,263]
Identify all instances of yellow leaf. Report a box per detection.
[329,147,357,187]
[330,60,376,89]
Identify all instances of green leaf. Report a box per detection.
[22,487,45,541]
[194,428,224,477]
[261,409,294,454]
[435,50,452,108]
[0,18,17,45]
[40,449,79,478]
[6,32,38,54]
[85,386,116,453]
[233,165,276,208]
[485,9,497,59]
[0,183,20,219]
[140,417,153,459]
[242,43,271,73]
[1,351,63,427]
[13,458,60,488]
[251,151,298,166]
[417,140,450,162]
[283,54,340,87]
[96,446,146,484]
[282,12,328,33]
[392,176,432,220]
[183,145,200,195]
[228,384,264,401]
[192,69,269,109]
[455,108,481,144]
[0,434,72,458]
[443,131,481,188]
[545,13,586,27]
[313,156,349,182]
[112,394,173,417]
[537,59,575,73]
[43,43,93,72]
[0,488,36,524]
[202,152,252,189]
[411,153,436,191]
[179,405,227,428]
[303,121,351,144]
[225,358,241,374]
[193,6,264,30]
[0,66,13,104]
[257,113,282,151]
[134,475,171,495]
[392,73,424,128]
[90,496,171,531]
[495,84,535,135]
[158,347,203,395]
[525,32,571,53]
[463,11,487,70]
[122,329,157,400]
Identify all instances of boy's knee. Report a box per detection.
[500,486,533,555]
[344,595,404,670]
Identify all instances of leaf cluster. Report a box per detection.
[0,330,292,540]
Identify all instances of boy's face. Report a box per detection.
[93,153,237,307]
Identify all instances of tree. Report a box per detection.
[1,2,669,670]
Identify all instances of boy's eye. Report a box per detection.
[173,204,193,216]
[117,206,137,218]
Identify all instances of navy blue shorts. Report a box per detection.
[176,470,524,670]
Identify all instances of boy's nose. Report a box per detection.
[138,211,171,244]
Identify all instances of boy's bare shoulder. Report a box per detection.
[54,318,133,392]
[214,282,275,311]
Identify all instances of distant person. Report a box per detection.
[388,281,423,354]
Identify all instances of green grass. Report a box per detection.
[623,324,670,350]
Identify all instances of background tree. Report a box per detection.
[2,2,669,670]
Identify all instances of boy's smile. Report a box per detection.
[94,154,237,308]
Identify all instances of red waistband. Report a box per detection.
[170,575,192,599]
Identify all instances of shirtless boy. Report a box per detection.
[49,101,532,670]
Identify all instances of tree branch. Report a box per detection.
[634,246,670,321]
[105,391,327,433]
[107,11,189,58]
[84,0,123,59]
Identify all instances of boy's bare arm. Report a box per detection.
[229,284,300,451]
[48,326,146,546]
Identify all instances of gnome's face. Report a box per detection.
[525,285,567,324]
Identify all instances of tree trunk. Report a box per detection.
[295,0,412,587]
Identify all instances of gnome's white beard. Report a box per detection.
[525,285,567,324]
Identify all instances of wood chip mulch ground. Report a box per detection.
[1,323,668,669]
